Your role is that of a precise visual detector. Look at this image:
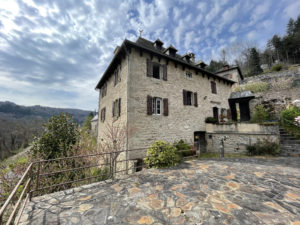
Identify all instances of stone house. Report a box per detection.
[90,114,98,137]
[215,65,244,91]
[95,37,235,160]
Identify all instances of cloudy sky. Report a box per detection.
[0,0,299,110]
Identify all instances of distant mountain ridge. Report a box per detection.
[0,101,92,160]
[0,101,92,124]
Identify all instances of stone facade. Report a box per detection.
[206,123,279,154]
[97,38,234,160]
[216,66,243,91]
[127,49,232,159]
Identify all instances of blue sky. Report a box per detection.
[0,0,299,110]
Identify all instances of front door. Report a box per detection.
[194,131,206,153]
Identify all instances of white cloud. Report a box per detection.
[283,1,300,19]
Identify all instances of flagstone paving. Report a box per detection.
[19,157,300,225]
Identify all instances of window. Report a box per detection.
[112,98,121,118]
[100,107,106,122]
[146,59,167,81]
[114,65,121,86]
[147,95,168,116]
[152,97,162,115]
[185,71,192,78]
[183,90,198,107]
[153,63,160,79]
[101,83,107,98]
[211,81,217,94]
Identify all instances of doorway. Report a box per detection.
[194,131,206,154]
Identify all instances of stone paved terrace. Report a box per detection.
[20,157,300,225]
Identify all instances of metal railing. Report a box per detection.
[0,147,198,224]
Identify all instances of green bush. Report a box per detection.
[205,117,218,124]
[251,105,270,123]
[281,106,300,137]
[247,138,279,156]
[90,166,110,182]
[174,139,193,157]
[234,82,269,93]
[271,64,282,72]
[144,141,180,168]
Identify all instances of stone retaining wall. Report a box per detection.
[205,123,279,154]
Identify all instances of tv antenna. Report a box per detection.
[139,29,143,37]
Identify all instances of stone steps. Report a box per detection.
[279,129,300,156]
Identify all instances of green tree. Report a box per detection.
[82,112,94,131]
[206,60,228,73]
[287,18,295,36]
[31,113,79,159]
[249,48,263,76]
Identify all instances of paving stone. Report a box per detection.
[19,157,300,224]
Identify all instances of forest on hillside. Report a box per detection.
[0,101,92,160]
[206,15,300,76]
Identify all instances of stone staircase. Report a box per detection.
[280,128,300,156]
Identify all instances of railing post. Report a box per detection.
[29,163,33,201]
[35,161,41,195]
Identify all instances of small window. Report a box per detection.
[211,81,217,94]
[152,63,160,79]
[186,71,192,78]
[100,107,106,122]
[152,97,162,115]
[101,83,107,98]
[112,98,121,118]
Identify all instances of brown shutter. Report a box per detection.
[103,108,105,121]
[227,109,231,120]
[163,64,167,81]
[183,90,187,105]
[147,59,153,77]
[112,101,115,117]
[211,81,217,94]
[147,95,153,115]
[118,98,121,117]
[194,92,198,107]
[163,98,168,116]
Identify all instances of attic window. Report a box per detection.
[186,71,192,78]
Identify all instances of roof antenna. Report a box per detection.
[139,29,143,37]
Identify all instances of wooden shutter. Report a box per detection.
[194,92,198,107]
[147,95,153,115]
[147,59,153,77]
[103,108,106,121]
[183,90,187,105]
[211,81,217,94]
[163,64,167,81]
[112,101,115,117]
[163,98,168,116]
[118,98,121,117]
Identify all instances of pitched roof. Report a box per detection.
[95,38,235,89]
[215,66,244,80]
[229,91,254,100]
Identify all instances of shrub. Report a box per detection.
[205,117,218,124]
[174,139,193,157]
[251,105,270,123]
[247,138,279,156]
[271,64,282,72]
[31,113,79,159]
[281,106,300,137]
[234,82,269,93]
[144,141,180,168]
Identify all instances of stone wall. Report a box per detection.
[127,49,233,159]
[240,70,300,119]
[205,123,279,154]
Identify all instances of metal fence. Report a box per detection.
[0,147,198,224]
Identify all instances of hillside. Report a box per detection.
[0,101,92,160]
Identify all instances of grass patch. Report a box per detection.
[198,152,247,159]
[234,81,269,93]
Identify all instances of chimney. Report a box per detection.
[154,38,164,50]
[114,46,120,55]
[188,53,195,62]
[182,53,191,62]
